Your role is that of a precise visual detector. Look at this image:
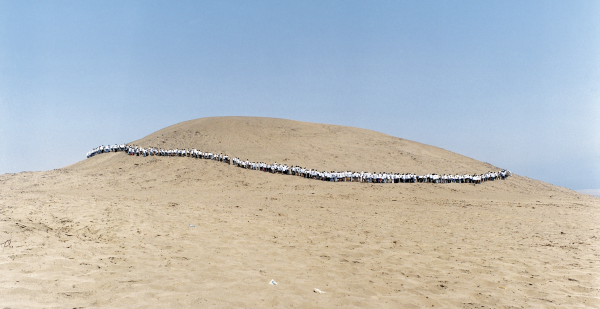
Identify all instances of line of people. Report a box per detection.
[87,144,511,184]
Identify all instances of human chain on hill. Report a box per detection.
[87,144,511,184]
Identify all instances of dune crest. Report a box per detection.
[97,117,500,174]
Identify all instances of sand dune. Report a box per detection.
[1,117,598,308]
[127,116,500,174]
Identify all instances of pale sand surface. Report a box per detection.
[1,117,599,308]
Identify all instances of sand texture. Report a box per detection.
[1,117,598,308]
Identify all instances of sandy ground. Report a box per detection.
[1,117,599,308]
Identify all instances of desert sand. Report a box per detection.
[1,117,598,308]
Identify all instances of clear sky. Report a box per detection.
[1,1,599,191]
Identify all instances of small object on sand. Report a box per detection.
[189,224,195,227]
[314,288,326,294]
[270,279,277,285]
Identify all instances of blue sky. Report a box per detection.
[1,1,599,191]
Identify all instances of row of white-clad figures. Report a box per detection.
[231,158,510,184]
[87,144,228,161]
[87,144,511,184]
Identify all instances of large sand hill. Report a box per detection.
[1,117,598,308]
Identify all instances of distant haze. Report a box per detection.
[1,1,599,191]
[576,189,600,198]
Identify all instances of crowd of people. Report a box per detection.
[87,144,511,185]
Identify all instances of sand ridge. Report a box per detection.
[127,117,501,174]
[1,117,598,308]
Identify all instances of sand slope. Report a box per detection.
[1,117,598,308]
[128,116,500,174]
